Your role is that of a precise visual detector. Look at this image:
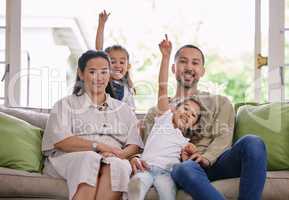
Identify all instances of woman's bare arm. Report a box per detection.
[54,136,114,153]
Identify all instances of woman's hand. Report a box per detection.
[101,152,116,158]
[98,144,126,159]
[111,147,125,159]
[130,157,149,174]
[97,143,122,156]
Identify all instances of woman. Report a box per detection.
[42,50,143,200]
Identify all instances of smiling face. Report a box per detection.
[78,57,110,96]
[172,99,201,133]
[108,49,129,80]
[173,47,205,89]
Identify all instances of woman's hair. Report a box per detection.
[104,45,135,98]
[72,50,110,96]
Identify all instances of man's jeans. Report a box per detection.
[128,165,176,200]
[171,135,267,200]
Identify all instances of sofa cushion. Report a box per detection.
[145,171,289,200]
[0,112,43,172]
[0,167,68,199]
[234,103,289,170]
[0,167,287,200]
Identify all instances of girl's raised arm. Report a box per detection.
[95,10,110,50]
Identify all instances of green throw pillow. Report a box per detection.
[0,112,43,172]
[234,103,289,171]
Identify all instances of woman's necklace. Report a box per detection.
[96,102,109,128]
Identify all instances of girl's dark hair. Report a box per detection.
[72,50,110,96]
[104,45,133,98]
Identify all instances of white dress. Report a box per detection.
[123,84,136,111]
[111,80,136,111]
[42,93,143,200]
[141,110,189,170]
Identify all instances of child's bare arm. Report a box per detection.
[157,34,172,115]
[95,10,110,50]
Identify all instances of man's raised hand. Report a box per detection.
[159,34,172,57]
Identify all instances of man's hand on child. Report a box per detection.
[130,157,150,174]
[181,149,190,161]
[181,143,198,161]
[184,143,198,154]
[98,10,110,26]
[190,152,210,168]
[159,34,172,57]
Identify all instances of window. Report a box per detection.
[20,25,80,108]
[18,0,257,111]
[259,0,269,103]
[0,0,6,104]
[285,0,289,101]
[98,0,256,110]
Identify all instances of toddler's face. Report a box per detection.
[173,100,201,132]
[108,50,129,80]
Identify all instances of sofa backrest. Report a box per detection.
[0,106,49,130]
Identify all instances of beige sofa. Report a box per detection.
[0,106,288,200]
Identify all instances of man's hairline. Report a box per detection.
[174,46,205,65]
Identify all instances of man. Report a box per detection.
[130,44,267,200]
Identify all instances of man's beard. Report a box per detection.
[177,77,199,89]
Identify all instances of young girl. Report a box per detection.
[96,10,136,110]
[128,35,201,200]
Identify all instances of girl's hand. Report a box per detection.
[159,34,172,57]
[98,10,110,26]
[130,157,150,174]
